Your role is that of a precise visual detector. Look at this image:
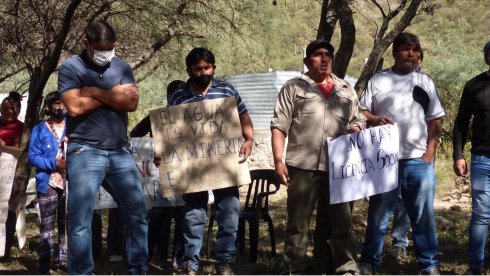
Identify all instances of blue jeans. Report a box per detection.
[182,186,240,271]
[360,158,439,273]
[391,196,410,249]
[468,155,490,271]
[66,143,148,274]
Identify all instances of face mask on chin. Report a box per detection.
[93,49,115,66]
[191,74,213,89]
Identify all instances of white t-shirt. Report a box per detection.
[360,69,445,159]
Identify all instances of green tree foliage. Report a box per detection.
[200,0,319,76]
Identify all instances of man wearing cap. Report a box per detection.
[358,32,443,275]
[453,39,490,275]
[271,39,365,274]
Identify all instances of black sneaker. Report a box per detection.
[216,263,235,275]
[39,259,51,275]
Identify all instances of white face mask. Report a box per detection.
[93,49,115,66]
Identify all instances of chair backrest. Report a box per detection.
[243,169,280,212]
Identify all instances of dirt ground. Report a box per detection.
[0,185,477,275]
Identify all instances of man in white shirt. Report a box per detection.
[358,32,444,275]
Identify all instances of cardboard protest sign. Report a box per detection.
[93,138,185,209]
[130,138,184,207]
[149,97,251,197]
[0,146,20,257]
[93,185,118,210]
[16,178,38,251]
[327,124,399,204]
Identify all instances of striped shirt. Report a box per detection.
[169,78,248,115]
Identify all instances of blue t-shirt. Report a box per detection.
[58,51,135,149]
[169,78,248,115]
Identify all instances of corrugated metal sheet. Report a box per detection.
[223,71,301,130]
[223,71,358,130]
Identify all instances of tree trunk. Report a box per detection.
[3,0,82,257]
[376,58,384,72]
[354,43,391,96]
[316,0,336,41]
[332,0,355,79]
[4,75,44,258]
[316,0,354,79]
[354,0,423,95]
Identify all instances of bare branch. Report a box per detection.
[64,1,113,54]
[383,0,421,41]
[317,0,338,41]
[40,0,82,80]
[0,66,26,83]
[173,31,203,37]
[129,0,193,71]
[370,0,386,17]
[353,0,379,36]
[376,0,408,43]
[332,0,355,78]
[355,0,422,94]
[135,62,164,83]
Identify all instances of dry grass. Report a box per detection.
[435,158,461,198]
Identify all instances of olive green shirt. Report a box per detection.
[271,73,366,172]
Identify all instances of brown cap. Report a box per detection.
[305,40,335,57]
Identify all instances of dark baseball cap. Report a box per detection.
[305,40,335,57]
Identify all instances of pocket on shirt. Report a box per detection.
[294,92,321,115]
[329,95,353,125]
